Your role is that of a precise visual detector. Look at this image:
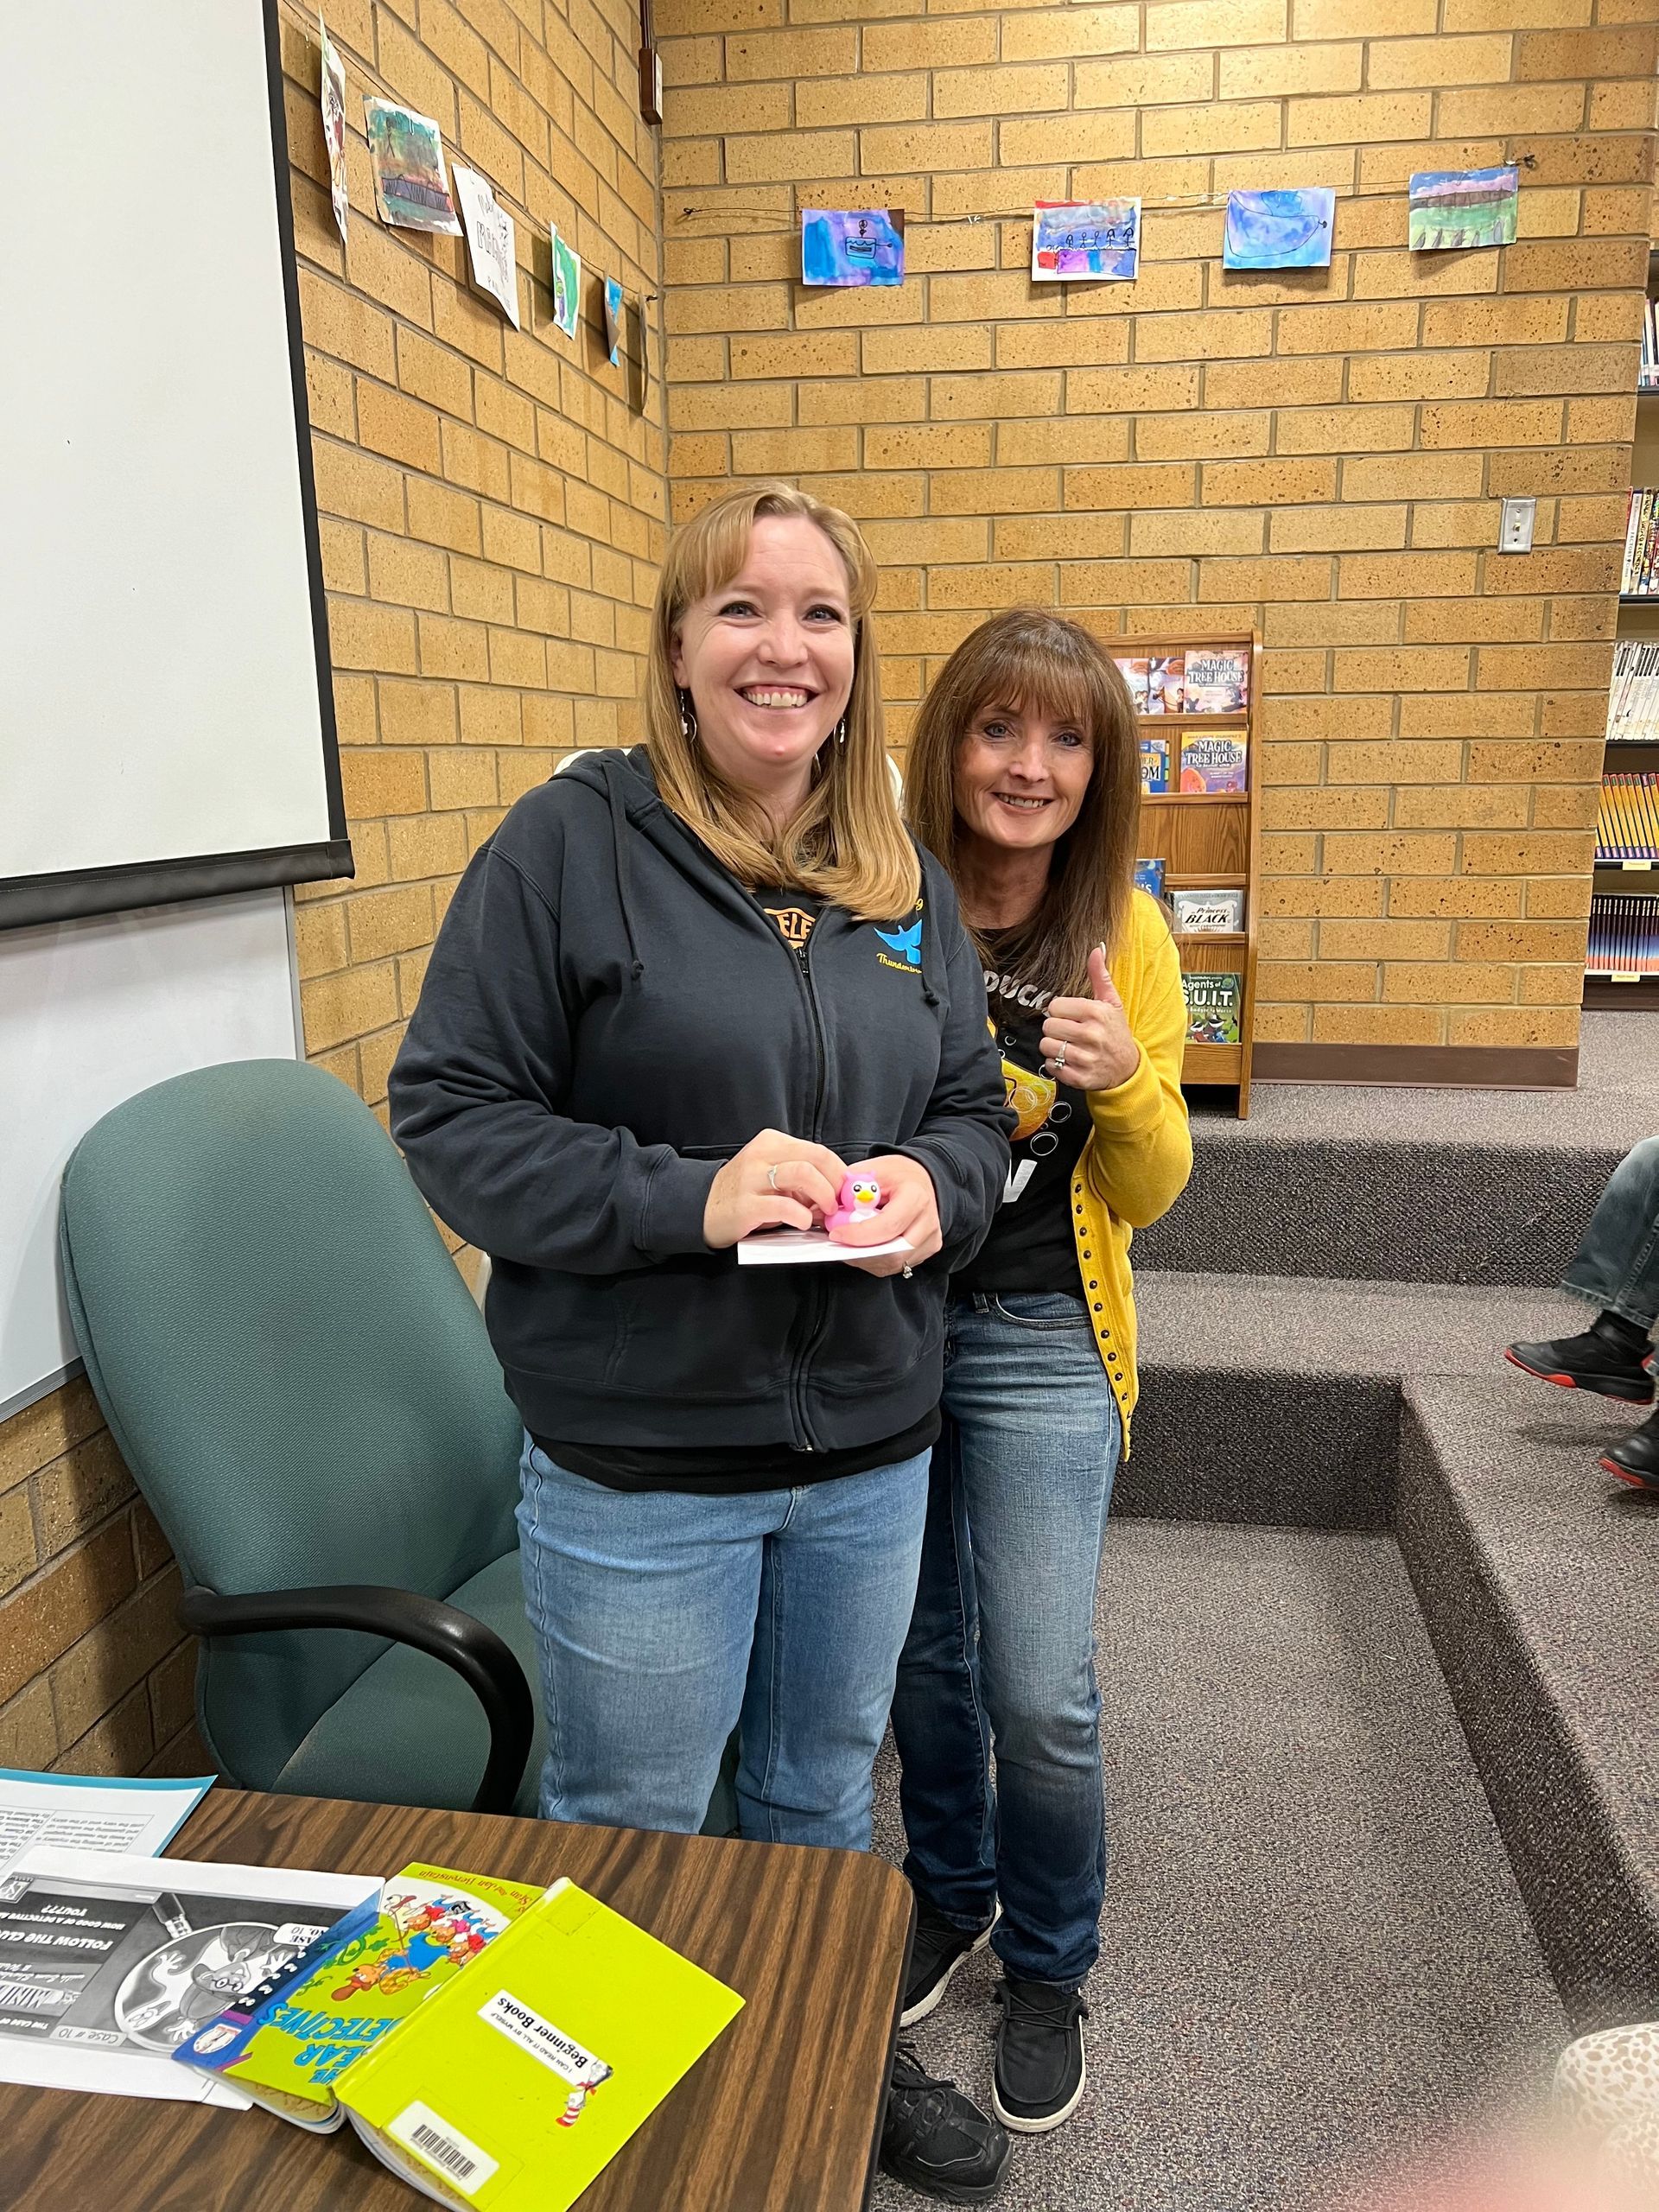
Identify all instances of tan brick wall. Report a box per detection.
[658,0,1656,1054]
[0,0,664,1777]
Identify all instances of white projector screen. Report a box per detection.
[0,0,351,929]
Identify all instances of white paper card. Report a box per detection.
[736,1230,912,1266]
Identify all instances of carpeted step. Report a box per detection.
[1397,1374,1659,2030]
[871,1521,1566,2212]
[1135,1014,1653,1287]
[1123,1272,1584,1529]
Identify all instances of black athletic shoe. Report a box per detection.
[1504,1313,1656,1404]
[991,1974,1090,2133]
[880,2042,1010,2204]
[1603,1407,1659,1491]
[900,1898,996,2028]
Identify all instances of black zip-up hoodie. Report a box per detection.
[389,748,1012,1455]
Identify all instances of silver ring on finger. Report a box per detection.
[1053,1041,1066,1068]
[766,1163,780,1192]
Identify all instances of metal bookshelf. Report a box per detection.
[1587,252,1659,1007]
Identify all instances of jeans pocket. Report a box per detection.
[989,1291,1090,1331]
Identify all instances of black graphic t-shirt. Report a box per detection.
[955,933,1090,1296]
[537,887,942,1494]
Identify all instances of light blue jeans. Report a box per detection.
[517,1439,930,1847]
[891,1291,1122,1987]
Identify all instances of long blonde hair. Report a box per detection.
[644,482,920,921]
[904,609,1142,995]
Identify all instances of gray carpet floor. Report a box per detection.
[1196,1012,1659,1153]
[869,1522,1567,2212]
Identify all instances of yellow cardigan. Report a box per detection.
[1068,890,1192,1453]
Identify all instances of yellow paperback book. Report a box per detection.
[337,1878,744,2209]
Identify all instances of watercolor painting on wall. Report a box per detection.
[1223,188,1335,270]
[551,228,581,339]
[801,209,905,288]
[1032,200,1141,283]
[1408,166,1518,251]
[364,99,461,234]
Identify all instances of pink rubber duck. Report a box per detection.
[827,1173,882,1230]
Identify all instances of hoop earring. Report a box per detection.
[677,689,697,743]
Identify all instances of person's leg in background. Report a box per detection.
[736,1450,930,1849]
[893,1290,1121,2135]
[517,1439,770,1832]
[1505,1136,1659,1486]
[891,1382,1001,2024]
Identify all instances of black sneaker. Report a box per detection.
[992,1974,1089,2134]
[880,2041,1010,2204]
[900,1898,996,2028]
[1504,1314,1656,1404]
[1604,1407,1659,1491]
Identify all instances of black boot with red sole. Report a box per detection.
[1504,1312,1656,1404]
[1602,1408,1659,1491]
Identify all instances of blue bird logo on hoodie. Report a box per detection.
[875,919,923,969]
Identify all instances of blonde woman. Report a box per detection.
[389,481,1008,1839]
[891,610,1192,2136]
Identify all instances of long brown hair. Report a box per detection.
[644,482,920,922]
[905,609,1142,995]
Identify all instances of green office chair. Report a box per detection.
[59,1057,544,1815]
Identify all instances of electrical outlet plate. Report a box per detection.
[1499,497,1535,554]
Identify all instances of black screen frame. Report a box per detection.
[0,0,353,932]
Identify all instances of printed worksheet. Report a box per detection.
[0,1770,213,1879]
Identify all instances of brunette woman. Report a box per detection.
[892,608,1192,2136]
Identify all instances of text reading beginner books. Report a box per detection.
[176,1864,543,2127]
[338,1877,744,2210]
[1181,970,1243,1046]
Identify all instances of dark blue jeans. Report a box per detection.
[1562,1135,1659,1333]
[891,1290,1122,1989]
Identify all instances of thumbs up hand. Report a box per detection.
[1039,945,1141,1092]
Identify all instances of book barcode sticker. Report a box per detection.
[388,2101,499,2197]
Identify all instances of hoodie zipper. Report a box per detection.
[750,897,830,1454]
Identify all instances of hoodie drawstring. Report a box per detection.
[606,770,645,986]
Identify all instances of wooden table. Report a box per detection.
[0,1789,913,2212]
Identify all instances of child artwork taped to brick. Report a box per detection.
[318,14,349,246]
[551,229,581,339]
[453,165,519,328]
[604,277,625,365]
[801,209,905,288]
[1223,189,1335,271]
[364,99,461,235]
[1408,166,1518,252]
[1032,200,1140,283]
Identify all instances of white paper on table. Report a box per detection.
[452,162,520,327]
[736,1230,912,1265]
[0,1847,380,2104]
[0,1769,214,1880]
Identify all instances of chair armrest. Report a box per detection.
[178,1582,535,1816]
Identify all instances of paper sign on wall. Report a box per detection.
[453,165,519,327]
